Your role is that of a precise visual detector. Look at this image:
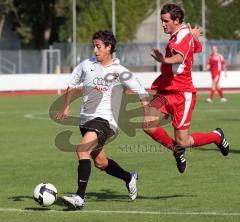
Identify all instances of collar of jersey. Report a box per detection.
[171,24,189,37]
[91,57,120,67]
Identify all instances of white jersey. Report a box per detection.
[68,57,148,131]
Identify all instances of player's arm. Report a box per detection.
[55,87,75,120]
[188,24,202,40]
[151,48,184,64]
[204,64,210,71]
[120,69,150,108]
[222,59,227,77]
[204,56,211,71]
[188,24,203,54]
[223,64,227,77]
[56,62,83,120]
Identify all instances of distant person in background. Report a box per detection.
[205,46,227,102]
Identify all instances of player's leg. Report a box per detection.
[207,76,218,102]
[143,93,186,173]
[174,127,230,155]
[91,148,138,200]
[190,129,229,155]
[174,92,229,147]
[175,128,220,149]
[174,121,230,154]
[173,128,193,173]
[172,92,209,173]
[174,129,193,147]
[75,132,98,198]
[91,148,131,183]
[62,131,98,209]
[174,127,230,173]
[143,95,176,150]
[216,80,226,102]
[172,90,229,173]
[91,147,108,169]
[173,126,224,172]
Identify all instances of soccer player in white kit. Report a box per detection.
[56,30,149,209]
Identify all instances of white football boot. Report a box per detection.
[206,98,212,103]
[62,194,85,209]
[220,98,227,102]
[126,172,138,200]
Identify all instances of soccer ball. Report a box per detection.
[33,183,57,207]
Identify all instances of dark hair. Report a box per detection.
[161,3,184,24]
[92,30,116,54]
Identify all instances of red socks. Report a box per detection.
[190,132,221,147]
[210,89,215,100]
[210,88,224,99]
[149,128,175,150]
[217,88,224,98]
[150,127,221,150]
[149,128,221,149]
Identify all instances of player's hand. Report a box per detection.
[55,107,70,120]
[188,23,202,39]
[151,48,164,63]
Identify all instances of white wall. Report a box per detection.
[135,71,240,89]
[0,74,69,91]
[0,71,240,91]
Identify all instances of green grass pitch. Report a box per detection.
[0,93,239,222]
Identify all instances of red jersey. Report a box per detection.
[207,53,226,76]
[151,25,202,92]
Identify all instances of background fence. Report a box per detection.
[0,40,240,74]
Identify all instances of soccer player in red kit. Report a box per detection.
[143,3,229,173]
[205,45,227,102]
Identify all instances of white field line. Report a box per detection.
[0,208,240,216]
[24,112,49,120]
[22,108,240,121]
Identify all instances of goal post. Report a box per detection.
[42,48,62,95]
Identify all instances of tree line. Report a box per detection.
[0,0,239,49]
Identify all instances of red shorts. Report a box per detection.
[211,73,220,81]
[149,91,196,130]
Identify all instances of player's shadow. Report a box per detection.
[196,147,240,154]
[9,195,33,201]
[9,195,65,209]
[9,192,196,212]
[24,207,52,211]
[85,189,129,202]
[63,189,196,202]
[220,118,240,122]
[138,194,197,200]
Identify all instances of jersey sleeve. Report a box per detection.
[119,67,149,100]
[207,56,211,65]
[170,33,202,58]
[67,63,83,88]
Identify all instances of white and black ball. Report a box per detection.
[33,183,57,207]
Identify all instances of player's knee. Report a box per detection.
[76,148,91,159]
[143,124,150,134]
[143,126,153,135]
[143,122,155,135]
[175,138,188,148]
[94,158,108,170]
